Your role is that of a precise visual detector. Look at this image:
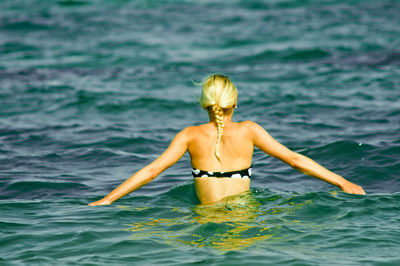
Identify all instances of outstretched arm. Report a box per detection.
[249,121,365,195]
[88,128,191,206]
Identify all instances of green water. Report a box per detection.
[1,0,399,265]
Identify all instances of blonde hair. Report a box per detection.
[199,74,238,160]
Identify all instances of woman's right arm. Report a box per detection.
[247,121,365,195]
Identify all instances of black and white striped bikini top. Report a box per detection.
[191,166,252,179]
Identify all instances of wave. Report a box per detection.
[239,48,332,64]
[96,97,194,114]
[332,49,400,67]
[58,0,88,7]
[0,181,90,200]
[157,183,198,205]
[0,20,53,32]
[306,140,376,157]
[0,42,40,55]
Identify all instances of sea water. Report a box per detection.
[1,0,399,265]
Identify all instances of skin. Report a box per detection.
[89,108,365,206]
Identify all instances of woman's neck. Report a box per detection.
[207,109,234,123]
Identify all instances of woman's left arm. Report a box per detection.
[249,121,365,195]
[88,128,191,206]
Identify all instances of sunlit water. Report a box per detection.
[1,0,399,265]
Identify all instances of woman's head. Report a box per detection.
[199,74,238,160]
[199,74,237,110]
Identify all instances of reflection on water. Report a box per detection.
[186,192,272,251]
[125,192,313,251]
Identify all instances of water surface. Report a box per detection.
[1,0,399,265]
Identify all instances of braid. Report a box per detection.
[212,105,224,160]
[199,74,237,160]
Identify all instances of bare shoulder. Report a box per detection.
[235,120,262,132]
[180,124,208,138]
[239,120,258,127]
[179,126,195,137]
[172,126,193,143]
[183,123,209,130]
[234,121,272,143]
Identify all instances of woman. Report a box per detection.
[89,74,365,206]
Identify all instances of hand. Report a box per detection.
[88,198,112,206]
[340,181,366,195]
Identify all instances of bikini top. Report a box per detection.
[191,166,252,179]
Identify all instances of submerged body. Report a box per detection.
[194,177,250,205]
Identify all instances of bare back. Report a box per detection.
[187,121,253,171]
[186,120,254,204]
